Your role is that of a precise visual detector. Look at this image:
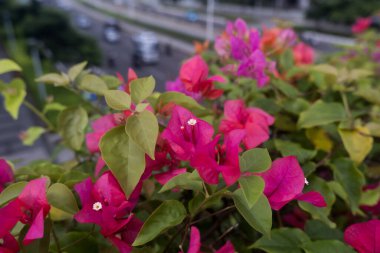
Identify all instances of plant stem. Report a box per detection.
[23,100,54,130]
[340,91,353,128]
[50,220,62,253]
[190,206,235,225]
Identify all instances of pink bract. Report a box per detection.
[293,42,315,65]
[259,156,326,210]
[352,17,372,34]
[219,99,274,149]
[0,158,14,193]
[344,219,380,253]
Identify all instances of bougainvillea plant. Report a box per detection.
[0,17,379,253]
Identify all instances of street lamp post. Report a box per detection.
[206,0,215,41]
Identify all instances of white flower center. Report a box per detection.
[93,202,103,211]
[187,118,197,126]
[180,125,185,130]
[304,178,309,185]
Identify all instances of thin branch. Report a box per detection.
[23,100,54,130]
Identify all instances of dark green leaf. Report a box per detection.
[159,171,203,193]
[302,240,356,253]
[133,200,187,246]
[47,183,79,215]
[305,220,343,241]
[0,182,27,206]
[275,140,317,163]
[298,100,345,128]
[238,175,265,208]
[240,148,272,173]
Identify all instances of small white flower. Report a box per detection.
[305,178,309,185]
[187,118,197,126]
[93,202,103,211]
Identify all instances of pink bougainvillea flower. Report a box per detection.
[237,50,270,87]
[344,220,380,253]
[165,78,202,101]
[352,17,372,34]
[278,28,297,48]
[292,43,315,65]
[0,233,19,253]
[108,216,143,253]
[179,56,225,100]
[86,114,118,154]
[117,68,138,94]
[191,131,243,186]
[259,156,326,210]
[180,226,235,253]
[0,158,14,193]
[161,106,214,161]
[219,100,274,149]
[0,178,51,245]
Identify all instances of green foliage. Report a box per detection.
[1,78,26,119]
[58,107,88,151]
[239,148,272,172]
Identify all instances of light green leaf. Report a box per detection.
[275,140,317,163]
[233,189,272,236]
[58,107,88,151]
[130,76,155,104]
[272,79,300,98]
[100,126,146,197]
[2,78,26,119]
[47,183,79,215]
[338,126,373,164]
[240,148,272,173]
[133,200,187,246]
[102,75,122,89]
[156,91,205,112]
[331,158,365,212]
[302,240,356,253]
[21,126,45,146]
[0,59,21,75]
[79,74,108,95]
[135,103,149,112]
[43,102,66,114]
[36,73,69,86]
[298,100,345,128]
[125,110,158,159]
[68,61,87,81]
[366,122,380,137]
[306,128,333,152]
[250,227,311,253]
[0,182,27,206]
[159,172,203,193]
[360,186,380,206]
[238,176,265,208]
[104,90,131,110]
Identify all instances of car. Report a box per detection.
[132,31,160,67]
[103,19,121,43]
[75,14,92,29]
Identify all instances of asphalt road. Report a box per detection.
[61,4,191,92]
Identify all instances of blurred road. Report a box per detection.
[56,0,191,91]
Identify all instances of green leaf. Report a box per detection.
[251,228,311,253]
[130,76,155,104]
[43,102,66,114]
[36,73,69,86]
[100,126,146,197]
[79,74,108,95]
[133,200,187,246]
[306,128,333,152]
[338,126,373,164]
[156,91,205,112]
[159,172,203,193]
[360,186,380,206]
[125,111,158,159]
[58,107,88,151]
[47,183,79,215]
[0,182,27,206]
[311,64,338,85]
[357,88,380,106]
[68,61,87,81]
[135,103,149,112]
[298,100,345,128]
[302,240,356,253]
[0,59,21,75]
[50,232,99,253]
[366,122,380,137]
[2,78,26,119]
[240,148,272,173]
[104,90,131,110]
[272,79,300,98]
[233,189,272,236]
[102,75,122,89]
[331,158,365,212]
[238,176,265,208]
[21,126,45,146]
[275,140,317,163]
[305,220,343,241]
[299,177,336,228]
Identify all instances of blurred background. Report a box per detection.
[1,0,379,165]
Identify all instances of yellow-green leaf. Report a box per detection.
[58,107,88,151]
[306,128,333,152]
[130,76,155,104]
[79,74,108,95]
[298,100,345,128]
[36,73,69,86]
[21,126,45,146]
[2,78,26,119]
[104,90,131,110]
[0,59,21,75]
[68,61,87,81]
[338,126,373,164]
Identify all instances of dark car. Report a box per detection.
[132,31,160,67]
[103,19,121,43]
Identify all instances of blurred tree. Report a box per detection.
[307,0,380,24]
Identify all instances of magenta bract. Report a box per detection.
[344,219,380,253]
[0,159,14,193]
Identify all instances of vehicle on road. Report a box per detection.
[103,19,121,43]
[132,31,160,67]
